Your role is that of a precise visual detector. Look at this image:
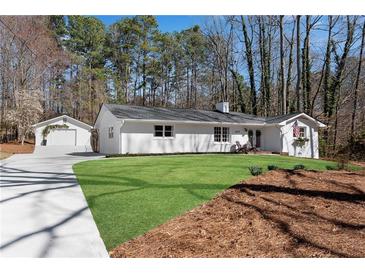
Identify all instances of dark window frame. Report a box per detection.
[214,126,230,143]
[154,125,174,138]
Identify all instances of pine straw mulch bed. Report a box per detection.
[0,142,34,154]
[110,169,365,258]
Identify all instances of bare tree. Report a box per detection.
[279,15,286,115]
[240,16,257,114]
[285,17,295,113]
[295,15,301,112]
[350,19,365,139]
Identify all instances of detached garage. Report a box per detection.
[33,115,92,151]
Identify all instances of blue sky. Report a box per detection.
[96,15,207,32]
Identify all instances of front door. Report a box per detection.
[248,130,254,146]
[256,130,261,148]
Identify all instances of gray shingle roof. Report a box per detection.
[104,104,302,125]
[265,112,301,124]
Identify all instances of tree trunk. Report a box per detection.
[323,16,333,117]
[279,16,286,115]
[258,16,266,115]
[265,17,272,116]
[304,16,311,113]
[296,16,301,112]
[328,16,356,118]
[186,66,190,108]
[286,21,295,113]
[241,16,257,115]
[230,69,246,113]
[350,19,365,139]
[142,52,146,106]
[329,16,357,154]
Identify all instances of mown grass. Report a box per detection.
[73,154,345,250]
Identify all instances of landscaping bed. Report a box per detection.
[110,169,365,258]
[0,141,34,159]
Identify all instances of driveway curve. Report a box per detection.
[0,147,108,257]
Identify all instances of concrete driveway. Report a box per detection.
[0,146,108,257]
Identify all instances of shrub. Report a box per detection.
[335,156,349,170]
[42,124,69,138]
[267,165,279,171]
[248,166,263,176]
[293,164,305,170]
[326,165,338,170]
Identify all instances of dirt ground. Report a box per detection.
[0,141,34,155]
[110,169,365,258]
[351,161,365,168]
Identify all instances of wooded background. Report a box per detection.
[0,16,364,158]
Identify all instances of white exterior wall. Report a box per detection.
[120,121,267,154]
[94,105,121,154]
[94,107,322,157]
[281,118,319,159]
[34,119,91,149]
[262,126,282,152]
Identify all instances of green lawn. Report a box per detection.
[73,154,340,250]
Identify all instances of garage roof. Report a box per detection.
[32,115,93,129]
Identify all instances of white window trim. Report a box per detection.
[299,127,306,138]
[293,126,307,138]
[153,124,175,139]
[213,126,231,144]
[214,127,222,143]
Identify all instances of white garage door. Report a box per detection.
[47,129,77,146]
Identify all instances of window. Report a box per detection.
[164,125,174,137]
[294,127,306,138]
[154,125,164,137]
[214,127,230,143]
[222,127,230,142]
[154,125,174,138]
[214,127,221,142]
[108,127,114,139]
[299,127,306,138]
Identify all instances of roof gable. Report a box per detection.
[32,115,93,130]
[273,113,326,127]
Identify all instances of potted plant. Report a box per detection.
[293,137,309,147]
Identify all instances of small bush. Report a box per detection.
[248,166,263,176]
[326,165,338,170]
[267,165,279,171]
[336,156,349,170]
[293,164,305,170]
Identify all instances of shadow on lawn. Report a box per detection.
[82,174,225,209]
